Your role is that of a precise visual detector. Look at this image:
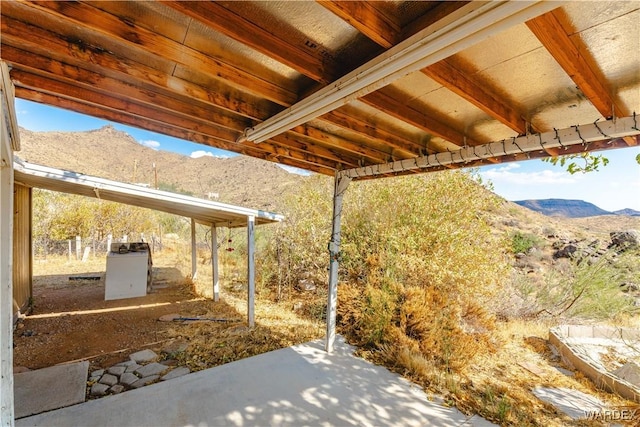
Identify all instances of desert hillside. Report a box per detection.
[16,125,305,211]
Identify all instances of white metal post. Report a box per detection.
[191,218,197,280]
[247,215,255,327]
[326,173,351,353]
[0,91,15,427]
[212,224,219,302]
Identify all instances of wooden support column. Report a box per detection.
[211,224,219,302]
[1,60,17,427]
[326,173,351,353]
[191,218,197,280]
[247,216,255,328]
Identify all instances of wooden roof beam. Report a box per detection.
[316,1,400,48]
[422,61,531,135]
[0,14,279,121]
[161,1,338,84]
[362,91,479,147]
[526,10,628,120]
[20,0,297,105]
[4,41,369,169]
[322,110,426,157]
[323,1,531,137]
[11,70,345,173]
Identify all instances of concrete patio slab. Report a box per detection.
[14,361,89,419]
[16,336,495,426]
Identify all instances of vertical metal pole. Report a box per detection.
[191,218,197,280]
[326,173,351,353]
[212,224,219,302]
[247,215,255,328]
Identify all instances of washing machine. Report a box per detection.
[105,242,152,300]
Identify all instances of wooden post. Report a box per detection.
[212,224,219,302]
[75,235,81,260]
[326,173,351,353]
[1,59,17,426]
[191,218,197,280]
[247,216,255,328]
[67,239,72,261]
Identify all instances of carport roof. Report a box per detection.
[13,158,283,228]
[3,1,638,179]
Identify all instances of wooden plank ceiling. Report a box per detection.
[2,1,639,178]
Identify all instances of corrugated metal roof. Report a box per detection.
[13,158,283,228]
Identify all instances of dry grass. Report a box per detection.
[155,242,325,372]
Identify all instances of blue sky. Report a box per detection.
[15,99,640,212]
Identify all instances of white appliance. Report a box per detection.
[105,242,152,300]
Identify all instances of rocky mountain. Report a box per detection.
[514,198,639,218]
[614,208,640,217]
[16,126,307,212]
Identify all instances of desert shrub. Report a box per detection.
[262,171,509,371]
[510,231,542,254]
[514,250,638,320]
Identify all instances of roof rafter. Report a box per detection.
[12,71,346,173]
[362,91,479,147]
[316,1,400,48]
[161,1,337,84]
[0,14,279,121]
[324,0,532,137]
[20,0,297,105]
[527,10,628,120]
[526,10,636,147]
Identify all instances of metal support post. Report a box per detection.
[247,216,255,327]
[191,218,197,280]
[212,224,219,302]
[326,173,351,353]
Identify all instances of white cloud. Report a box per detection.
[481,165,576,185]
[190,150,230,159]
[139,140,160,150]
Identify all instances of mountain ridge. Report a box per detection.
[514,198,640,218]
[16,125,306,211]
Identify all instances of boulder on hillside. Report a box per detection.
[609,230,640,250]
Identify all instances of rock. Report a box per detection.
[162,339,189,355]
[109,384,125,394]
[131,375,159,389]
[296,278,316,292]
[13,366,31,374]
[107,366,126,376]
[129,349,158,363]
[125,363,142,373]
[119,372,139,386]
[135,362,168,377]
[160,367,190,381]
[292,302,303,312]
[621,283,640,293]
[554,244,578,259]
[90,383,110,396]
[613,361,640,387]
[90,369,105,377]
[610,230,640,250]
[160,359,178,367]
[99,373,118,386]
[115,360,137,368]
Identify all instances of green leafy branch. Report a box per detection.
[542,152,609,174]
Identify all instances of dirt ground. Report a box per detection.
[13,249,324,377]
[13,255,232,371]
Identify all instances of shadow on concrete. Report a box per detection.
[16,336,495,427]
